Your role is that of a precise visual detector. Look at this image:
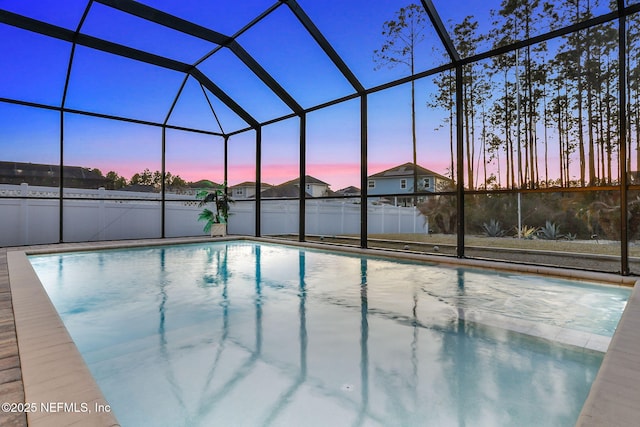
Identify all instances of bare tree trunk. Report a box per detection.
[586,28,597,186]
[543,86,549,187]
[470,73,477,190]
[482,107,488,188]
[411,78,418,204]
[449,71,455,181]
[599,92,606,184]
[635,87,640,177]
[575,5,586,187]
[464,69,474,190]
[587,88,596,186]
[557,84,565,187]
[526,45,536,188]
[636,72,640,176]
[523,97,530,188]
[628,81,640,178]
[601,65,608,184]
[564,89,572,187]
[515,51,523,188]
[505,73,514,189]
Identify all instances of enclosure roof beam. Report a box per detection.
[282,0,365,94]
[0,9,258,128]
[0,9,189,71]
[75,33,191,71]
[420,0,460,63]
[190,69,259,128]
[0,9,73,42]
[460,10,620,67]
[95,0,232,45]
[227,41,303,115]
[95,0,303,115]
[0,96,226,136]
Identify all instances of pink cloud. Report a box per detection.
[260,164,300,185]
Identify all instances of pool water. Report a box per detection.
[29,241,630,427]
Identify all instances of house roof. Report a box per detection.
[0,161,107,188]
[278,175,330,187]
[257,175,330,198]
[259,183,312,198]
[368,162,451,181]
[335,186,361,195]
[230,181,273,188]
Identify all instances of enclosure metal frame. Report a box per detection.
[1,1,639,275]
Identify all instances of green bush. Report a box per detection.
[538,221,562,240]
[482,219,506,237]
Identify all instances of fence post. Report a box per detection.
[316,200,321,234]
[20,183,29,244]
[286,201,290,234]
[413,206,417,233]
[98,187,106,240]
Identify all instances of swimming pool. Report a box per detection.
[29,241,630,426]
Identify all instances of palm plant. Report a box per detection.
[196,183,233,233]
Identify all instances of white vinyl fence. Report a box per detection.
[0,184,427,246]
[230,200,427,237]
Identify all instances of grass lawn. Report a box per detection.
[364,233,639,257]
[276,233,637,271]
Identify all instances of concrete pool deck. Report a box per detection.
[1,236,638,426]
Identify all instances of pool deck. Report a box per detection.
[1,236,639,426]
[0,248,27,427]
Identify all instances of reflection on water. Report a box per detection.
[29,242,628,427]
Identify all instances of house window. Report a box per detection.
[400,179,407,189]
[234,188,243,196]
[368,180,375,188]
[306,184,311,190]
[423,178,430,189]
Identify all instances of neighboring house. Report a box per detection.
[367,162,452,206]
[335,186,361,197]
[259,175,332,199]
[301,176,332,197]
[230,181,272,199]
[333,186,361,203]
[0,161,107,189]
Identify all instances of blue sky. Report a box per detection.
[1,0,465,189]
[0,1,623,189]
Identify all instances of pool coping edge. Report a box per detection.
[253,237,638,286]
[576,283,640,426]
[8,250,120,427]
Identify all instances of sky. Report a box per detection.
[0,0,627,190]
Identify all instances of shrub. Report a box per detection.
[538,220,563,240]
[514,224,539,239]
[482,219,506,237]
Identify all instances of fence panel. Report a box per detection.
[1,184,428,246]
